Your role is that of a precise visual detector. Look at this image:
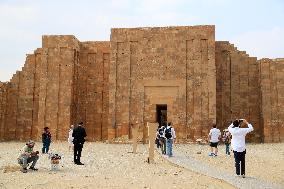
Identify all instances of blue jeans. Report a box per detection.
[42,142,50,153]
[166,139,173,157]
[18,155,39,168]
[225,143,230,155]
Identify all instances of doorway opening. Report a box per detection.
[156,104,167,126]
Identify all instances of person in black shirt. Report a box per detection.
[72,122,87,165]
[42,127,51,154]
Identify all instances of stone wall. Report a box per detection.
[215,41,262,142]
[36,35,80,140]
[2,72,20,140]
[0,35,80,141]
[0,36,110,141]
[0,26,283,143]
[15,54,36,140]
[0,82,8,140]
[109,26,216,142]
[259,58,284,142]
[72,41,110,141]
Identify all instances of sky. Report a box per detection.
[0,0,283,81]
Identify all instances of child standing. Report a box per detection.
[42,127,51,154]
[223,129,231,156]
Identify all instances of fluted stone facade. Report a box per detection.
[0,25,283,142]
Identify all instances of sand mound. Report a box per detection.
[1,165,21,173]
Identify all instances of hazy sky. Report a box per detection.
[0,0,283,81]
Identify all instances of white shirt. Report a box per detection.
[209,128,221,143]
[228,123,254,152]
[164,126,176,140]
[68,129,74,141]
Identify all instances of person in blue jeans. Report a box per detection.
[164,122,176,157]
[42,127,52,154]
[18,140,39,173]
[223,129,231,156]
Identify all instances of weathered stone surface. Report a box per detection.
[0,82,8,140]
[37,35,80,140]
[0,26,283,142]
[72,41,110,141]
[215,42,262,142]
[109,26,216,142]
[259,58,284,142]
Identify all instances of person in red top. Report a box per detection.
[42,127,52,154]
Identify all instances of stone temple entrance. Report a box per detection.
[156,104,167,126]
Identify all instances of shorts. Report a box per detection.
[210,142,218,148]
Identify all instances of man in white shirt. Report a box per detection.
[228,119,253,178]
[208,124,221,156]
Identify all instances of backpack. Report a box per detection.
[165,127,172,139]
[158,127,164,138]
[224,133,231,144]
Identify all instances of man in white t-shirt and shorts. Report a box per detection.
[208,124,221,157]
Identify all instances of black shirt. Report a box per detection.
[72,126,87,144]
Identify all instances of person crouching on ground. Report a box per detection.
[208,124,221,157]
[228,119,253,178]
[42,126,51,154]
[18,140,39,173]
[164,122,176,157]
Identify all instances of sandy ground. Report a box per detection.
[0,141,234,189]
[175,143,284,186]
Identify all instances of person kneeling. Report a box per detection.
[18,140,39,173]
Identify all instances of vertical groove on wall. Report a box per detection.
[129,43,131,137]
[185,40,188,136]
[44,50,49,130]
[56,50,61,140]
[115,43,119,137]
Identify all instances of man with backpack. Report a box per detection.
[164,122,176,157]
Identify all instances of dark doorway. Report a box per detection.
[156,104,167,126]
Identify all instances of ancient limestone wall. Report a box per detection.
[0,54,38,141]
[36,35,80,140]
[2,72,20,140]
[0,26,283,143]
[0,82,7,140]
[15,54,36,140]
[259,58,284,142]
[109,26,216,142]
[72,41,110,141]
[215,41,262,142]
[0,35,80,141]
